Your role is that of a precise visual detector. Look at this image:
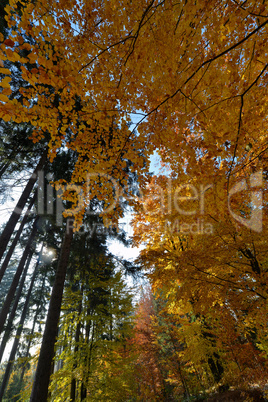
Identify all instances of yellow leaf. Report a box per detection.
[0,94,9,102]
[0,68,11,75]
[0,76,11,88]
[2,88,12,96]
[22,43,32,51]
[2,113,11,121]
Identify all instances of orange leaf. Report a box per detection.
[2,113,11,121]
[4,39,15,47]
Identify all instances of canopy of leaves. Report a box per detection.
[1,0,268,399]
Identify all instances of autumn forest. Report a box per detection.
[0,0,268,400]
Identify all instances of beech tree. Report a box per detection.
[131,171,268,391]
[1,0,268,399]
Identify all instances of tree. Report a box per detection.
[1,1,268,184]
[48,224,137,401]
[0,217,39,335]
[131,172,268,392]
[132,286,170,401]
[30,219,73,402]
[0,248,35,363]
[0,153,46,263]
[1,0,268,399]
[0,250,40,400]
[0,193,36,286]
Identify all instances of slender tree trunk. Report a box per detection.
[207,353,224,384]
[81,382,87,401]
[0,255,40,400]
[70,286,83,402]
[0,151,46,262]
[0,249,34,363]
[85,306,92,341]
[30,220,73,402]
[80,321,95,401]
[19,271,47,384]
[0,193,36,285]
[0,161,10,179]
[0,218,38,334]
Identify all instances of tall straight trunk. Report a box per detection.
[0,193,36,286]
[19,271,47,384]
[0,250,34,363]
[30,221,73,402]
[0,151,46,262]
[0,218,38,334]
[0,255,40,401]
[81,382,87,401]
[70,286,83,402]
[0,161,10,179]
[81,322,95,401]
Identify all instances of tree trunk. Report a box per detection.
[0,218,38,334]
[81,322,95,401]
[0,161,10,179]
[0,151,46,262]
[0,253,40,400]
[0,193,36,286]
[81,382,87,401]
[0,249,34,363]
[30,220,73,402]
[19,269,47,384]
[207,353,224,384]
[70,286,83,402]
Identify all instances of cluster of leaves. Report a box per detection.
[1,0,268,399]
[131,283,268,400]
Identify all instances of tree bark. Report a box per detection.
[19,269,47,384]
[30,220,73,402]
[0,218,38,334]
[0,192,36,286]
[70,286,83,402]
[0,151,46,262]
[0,253,40,400]
[0,249,34,363]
